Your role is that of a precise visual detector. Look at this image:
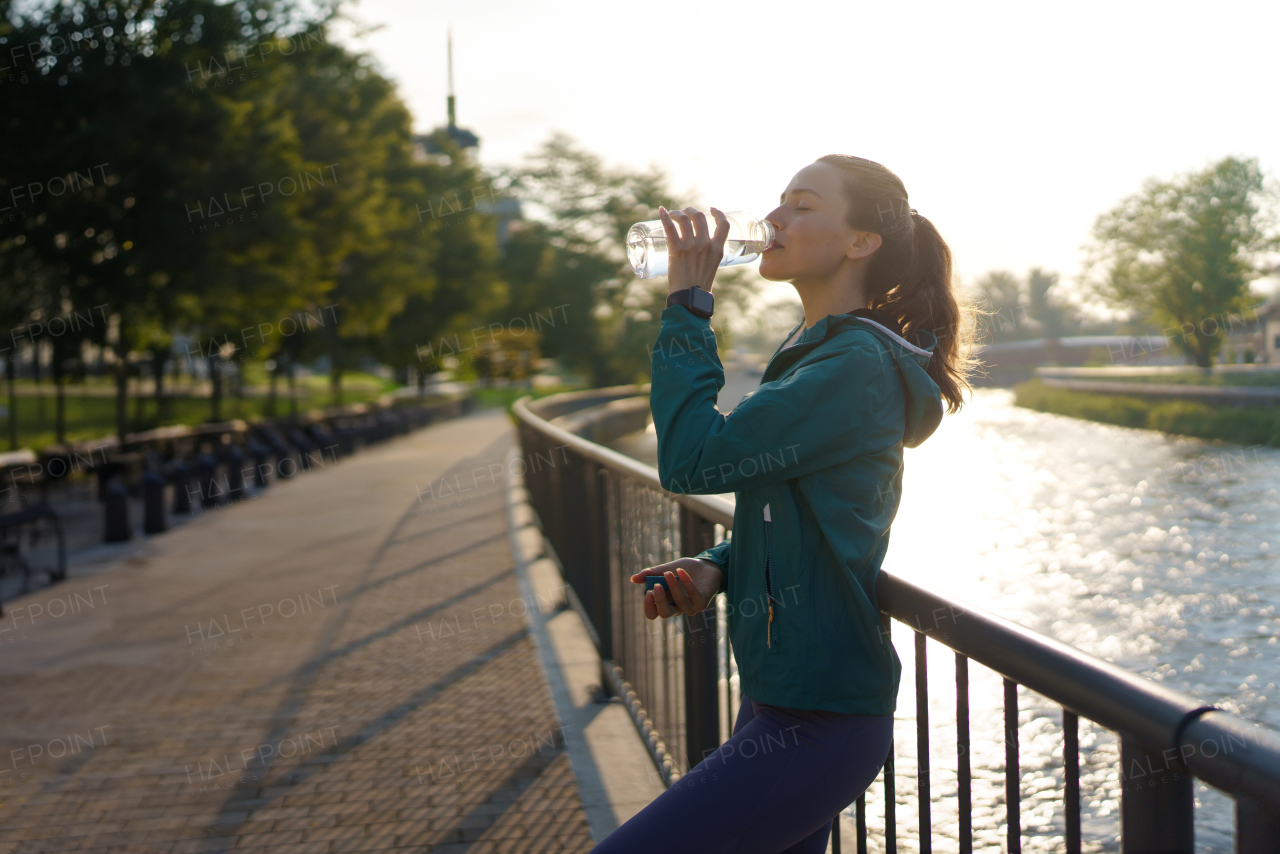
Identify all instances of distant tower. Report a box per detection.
[414,30,523,248]
[422,29,478,153]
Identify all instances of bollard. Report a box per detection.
[358,415,378,445]
[248,439,271,487]
[96,464,115,503]
[223,445,246,501]
[169,459,193,514]
[104,481,131,542]
[274,443,297,479]
[337,425,356,457]
[307,424,338,464]
[195,452,220,509]
[142,471,167,534]
[145,451,165,474]
[288,429,315,472]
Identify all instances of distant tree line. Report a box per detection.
[970,267,1081,344]
[973,157,1277,367]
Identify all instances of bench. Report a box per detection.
[0,453,67,610]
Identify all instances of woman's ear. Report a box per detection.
[846,230,883,261]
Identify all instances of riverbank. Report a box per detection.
[1014,378,1280,446]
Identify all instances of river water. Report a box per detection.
[607,381,1279,853]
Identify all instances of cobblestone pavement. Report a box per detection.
[0,408,595,853]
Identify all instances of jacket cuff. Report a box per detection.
[693,537,731,595]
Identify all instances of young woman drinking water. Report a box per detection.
[589,155,971,854]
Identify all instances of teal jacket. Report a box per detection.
[649,304,944,715]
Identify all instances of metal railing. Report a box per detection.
[513,388,1280,853]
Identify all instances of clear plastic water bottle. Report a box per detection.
[626,210,774,279]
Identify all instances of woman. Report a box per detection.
[589,155,971,854]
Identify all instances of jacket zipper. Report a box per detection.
[763,503,776,648]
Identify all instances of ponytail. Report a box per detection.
[816,155,974,413]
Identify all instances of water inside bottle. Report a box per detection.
[626,232,769,279]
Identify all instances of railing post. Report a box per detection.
[879,609,896,851]
[679,504,719,773]
[517,425,542,518]
[1119,733,1194,853]
[1064,709,1081,854]
[1236,796,1280,853]
[543,436,567,564]
[583,459,613,688]
[915,632,931,854]
[1004,678,1021,854]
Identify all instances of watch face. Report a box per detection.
[690,288,714,314]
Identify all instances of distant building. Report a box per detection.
[477,196,524,247]
[419,31,479,155]
[1259,303,1280,364]
[1212,299,1277,364]
[410,31,526,249]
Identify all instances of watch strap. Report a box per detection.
[666,287,714,318]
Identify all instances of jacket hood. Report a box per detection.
[792,312,944,448]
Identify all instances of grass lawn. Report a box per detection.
[1,372,399,452]
[1014,379,1280,447]
[3,376,598,451]
[473,383,591,423]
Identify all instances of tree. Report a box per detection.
[0,242,54,448]
[378,131,506,391]
[503,134,760,386]
[1027,267,1070,340]
[268,29,432,404]
[972,270,1026,343]
[1084,157,1277,367]
[0,0,329,436]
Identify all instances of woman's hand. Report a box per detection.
[631,557,724,619]
[659,206,730,296]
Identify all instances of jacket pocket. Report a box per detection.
[763,503,777,648]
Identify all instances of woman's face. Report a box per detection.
[758,161,869,283]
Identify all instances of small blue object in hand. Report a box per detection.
[644,574,674,602]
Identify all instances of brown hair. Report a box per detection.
[816,154,973,412]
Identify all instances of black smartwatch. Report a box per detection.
[666,286,715,319]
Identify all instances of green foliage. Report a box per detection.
[499,134,760,387]
[1014,379,1280,446]
[1145,400,1280,446]
[971,267,1077,343]
[0,4,770,450]
[0,0,505,439]
[1014,379,1150,428]
[1071,370,1280,388]
[1083,157,1277,367]
[1027,267,1070,339]
[499,134,674,386]
[472,382,590,426]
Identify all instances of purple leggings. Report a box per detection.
[590,694,893,854]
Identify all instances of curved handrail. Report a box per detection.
[513,389,1280,810]
[515,393,734,527]
[879,572,1280,805]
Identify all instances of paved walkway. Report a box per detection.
[0,408,598,853]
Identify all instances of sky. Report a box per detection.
[334,0,1280,308]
